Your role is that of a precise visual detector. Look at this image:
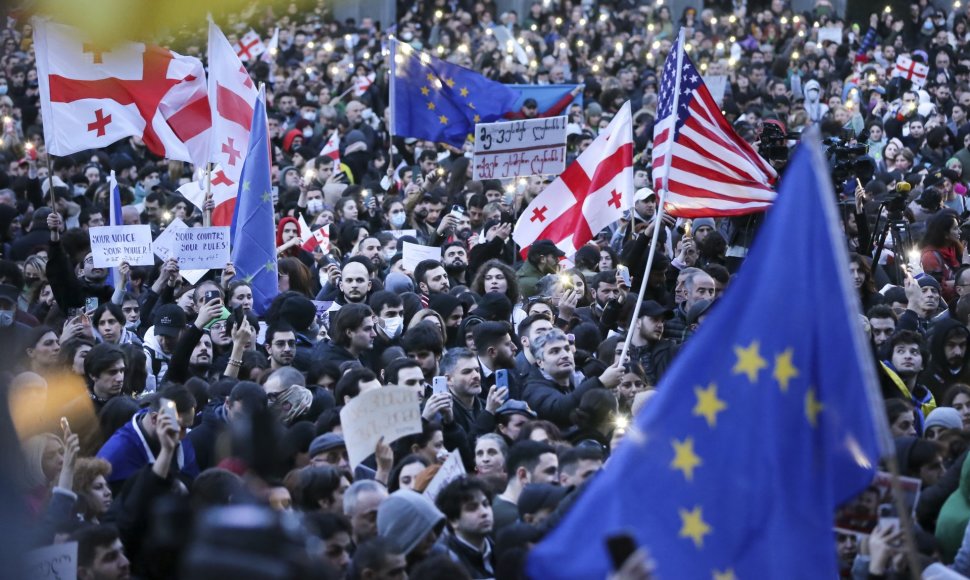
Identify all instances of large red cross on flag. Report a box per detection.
[233,29,265,62]
[196,19,258,227]
[513,101,634,257]
[34,18,211,165]
[893,55,929,88]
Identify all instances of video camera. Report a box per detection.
[824,137,875,188]
[758,121,799,164]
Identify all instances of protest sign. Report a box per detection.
[89,225,154,267]
[25,541,77,580]
[818,26,843,45]
[152,217,188,262]
[424,449,467,502]
[402,242,441,272]
[339,386,422,469]
[473,116,567,180]
[154,226,230,270]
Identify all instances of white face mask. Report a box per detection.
[383,248,397,261]
[307,198,324,215]
[0,309,13,327]
[382,316,403,338]
[390,212,407,227]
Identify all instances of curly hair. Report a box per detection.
[72,457,112,520]
[470,259,521,305]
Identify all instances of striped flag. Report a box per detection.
[652,32,777,218]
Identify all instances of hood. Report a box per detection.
[276,216,300,247]
[282,129,302,153]
[377,490,445,556]
[928,318,970,372]
[804,79,822,104]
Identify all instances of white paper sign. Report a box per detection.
[473,116,567,180]
[339,386,423,470]
[25,542,77,580]
[152,218,212,283]
[156,226,230,270]
[89,225,154,267]
[423,449,466,502]
[818,26,843,45]
[402,241,442,272]
[702,75,727,105]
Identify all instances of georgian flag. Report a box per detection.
[512,102,634,257]
[233,29,265,62]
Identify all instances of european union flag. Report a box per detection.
[527,130,891,579]
[390,39,519,148]
[230,85,277,316]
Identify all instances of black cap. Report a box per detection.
[0,284,18,306]
[638,300,674,320]
[523,98,538,108]
[527,240,566,261]
[153,304,187,338]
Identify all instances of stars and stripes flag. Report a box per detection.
[652,31,777,218]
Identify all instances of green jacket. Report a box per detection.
[517,261,545,299]
[936,453,970,562]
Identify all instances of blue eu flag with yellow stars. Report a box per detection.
[390,39,520,148]
[230,85,277,316]
[527,129,891,579]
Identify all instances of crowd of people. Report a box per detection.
[10,0,970,577]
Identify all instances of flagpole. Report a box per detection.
[619,27,686,365]
[45,155,57,213]
[387,38,396,181]
[203,162,213,227]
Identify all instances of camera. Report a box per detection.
[824,137,875,188]
[758,121,797,164]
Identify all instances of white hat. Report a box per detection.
[634,187,656,201]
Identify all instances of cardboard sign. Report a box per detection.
[423,449,466,502]
[156,226,230,270]
[473,116,567,180]
[89,225,154,267]
[401,241,442,272]
[25,541,77,580]
[339,386,423,470]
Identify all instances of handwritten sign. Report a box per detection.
[402,241,442,272]
[25,541,77,580]
[423,449,466,502]
[154,226,230,270]
[473,116,567,180]
[152,218,212,283]
[89,225,154,267]
[339,386,422,470]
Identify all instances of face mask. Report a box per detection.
[0,309,13,327]
[307,199,324,214]
[125,321,139,331]
[0,85,8,95]
[302,127,313,138]
[302,111,317,122]
[390,212,407,227]
[383,248,397,261]
[382,316,403,338]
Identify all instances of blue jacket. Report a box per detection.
[97,410,199,484]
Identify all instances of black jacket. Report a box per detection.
[523,367,605,430]
[45,239,114,312]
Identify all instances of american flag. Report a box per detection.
[652,33,777,217]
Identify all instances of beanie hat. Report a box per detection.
[385,272,415,294]
[917,275,941,292]
[925,407,963,432]
[692,218,715,232]
[475,292,512,322]
[518,483,569,518]
[377,490,446,555]
[279,295,316,332]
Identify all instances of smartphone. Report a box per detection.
[495,369,510,392]
[432,376,449,395]
[605,532,638,570]
[232,305,245,329]
[617,265,631,286]
[85,296,99,314]
[204,289,221,304]
[159,397,178,422]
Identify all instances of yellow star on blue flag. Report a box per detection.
[389,39,520,147]
[527,127,889,579]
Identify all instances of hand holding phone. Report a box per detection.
[432,376,449,396]
[605,532,638,571]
